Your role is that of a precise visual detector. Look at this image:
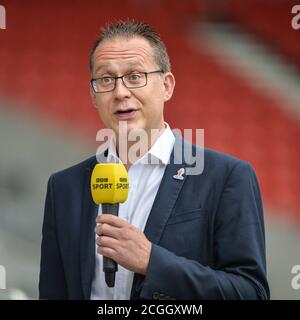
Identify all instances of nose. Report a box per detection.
[114,78,131,99]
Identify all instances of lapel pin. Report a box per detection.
[173,168,185,180]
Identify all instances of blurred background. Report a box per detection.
[0,0,299,299]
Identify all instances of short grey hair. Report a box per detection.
[89,20,171,74]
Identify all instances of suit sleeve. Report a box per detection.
[39,175,68,299]
[139,161,270,300]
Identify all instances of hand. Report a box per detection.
[95,214,152,275]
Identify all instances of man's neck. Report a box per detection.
[115,125,166,171]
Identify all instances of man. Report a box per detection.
[39,21,270,300]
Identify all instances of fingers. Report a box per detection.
[96,235,119,248]
[95,214,129,239]
[97,245,117,258]
[96,214,127,227]
[96,235,121,259]
[95,223,120,239]
[94,216,152,274]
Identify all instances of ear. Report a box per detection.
[90,84,98,109]
[163,72,175,102]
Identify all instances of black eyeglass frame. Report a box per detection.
[90,70,164,93]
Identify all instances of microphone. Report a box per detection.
[91,163,129,287]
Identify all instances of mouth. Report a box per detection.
[114,109,138,120]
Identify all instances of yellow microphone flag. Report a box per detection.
[91,163,129,204]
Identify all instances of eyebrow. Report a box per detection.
[94,62,145,75]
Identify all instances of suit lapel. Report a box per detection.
[143,160,187,244]
[80,156,99,299]
[130,133,190,298]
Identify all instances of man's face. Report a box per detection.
[90,36,175,138]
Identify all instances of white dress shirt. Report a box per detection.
[90,123,175,300]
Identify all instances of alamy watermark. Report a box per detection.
[0,4,6,30]
[0,264,6,289]
[291,5,300,30]
[95,122,204,175]
[291,265,300,290]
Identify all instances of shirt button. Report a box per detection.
[152,292,160,300]
[159,293,165,300]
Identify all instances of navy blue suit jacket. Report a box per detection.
[39,135,269,299]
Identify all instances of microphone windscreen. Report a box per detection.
[91,163,129,204]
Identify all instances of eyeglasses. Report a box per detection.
[90,70,163,93]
